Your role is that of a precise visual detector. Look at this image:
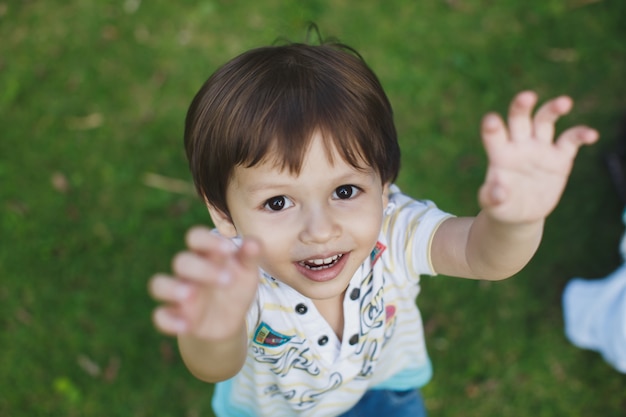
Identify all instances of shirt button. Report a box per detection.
[349,334,359,345]
[318,335,329,346]
[349,288,360,300]
[295,303,308,315]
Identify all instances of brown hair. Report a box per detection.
[184,40,400,217]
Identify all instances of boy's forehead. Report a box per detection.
[230,136,374,189]
[251,133,369,174]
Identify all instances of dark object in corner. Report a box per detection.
[605,115,626,205]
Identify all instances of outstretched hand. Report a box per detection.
[478,91,598,224]
[149,227,260,340]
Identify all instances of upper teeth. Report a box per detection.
[301,254,342,268]
[310,254,340,265]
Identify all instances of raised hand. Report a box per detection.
[149,227,260,341]
[478,91,598,224]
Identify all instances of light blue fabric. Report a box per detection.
[562,210,626,373]
[212,378,258,417]
[371,361,433,391]
[338,389,427,417]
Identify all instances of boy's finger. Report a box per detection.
[555,126,599,158]
[533,96,572,143]
[235,238,262,272]
[507,91,537,142]
[478,170,507,209]
[172,251,228,284]
[481,113,508,151]
[186,226,237,257]
[149,274,192,302]
[152,307,188,335]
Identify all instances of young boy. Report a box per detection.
[149,39,598,416]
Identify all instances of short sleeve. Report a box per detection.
[382,185,453,278]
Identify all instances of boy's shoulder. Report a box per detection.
[385,184,442,218]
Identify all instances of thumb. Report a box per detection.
[479,181,507,209]
[235,237,262,272]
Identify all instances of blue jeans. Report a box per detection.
[338,389,427,417]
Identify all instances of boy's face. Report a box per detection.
[209,132,389,303]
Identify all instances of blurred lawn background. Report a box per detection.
[1,0,625,416]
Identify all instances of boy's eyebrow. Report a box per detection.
[241,181,292,194]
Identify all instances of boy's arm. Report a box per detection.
[149,227,260,382]
[431,91,598,280]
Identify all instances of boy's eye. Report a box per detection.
[333,185,360,200]
[263,196,294,211]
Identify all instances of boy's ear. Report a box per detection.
[206,204,238,238]
[382,182,390,208]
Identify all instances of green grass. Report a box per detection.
[2,0,625,415]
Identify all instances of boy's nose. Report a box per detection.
[299,206,340,244]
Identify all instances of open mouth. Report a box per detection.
[298,254,344,271]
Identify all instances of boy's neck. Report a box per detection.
[313,291,346,340]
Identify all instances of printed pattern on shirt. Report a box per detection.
[248,249,388,410]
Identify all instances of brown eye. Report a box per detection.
[264,196,293,211]
[333,185,359,200]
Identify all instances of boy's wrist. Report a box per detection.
[478,210,545,243]
[178,326,248,382]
